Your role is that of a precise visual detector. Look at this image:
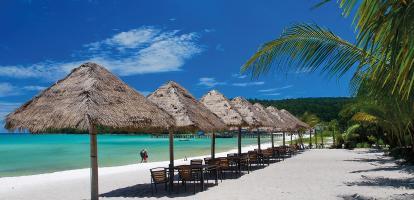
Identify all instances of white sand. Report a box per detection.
[1,146,413,200]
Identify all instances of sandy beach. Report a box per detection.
[1,144,413,200]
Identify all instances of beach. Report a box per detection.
[1,144,413,200]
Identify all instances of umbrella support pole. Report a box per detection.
[211,133,216,159]
[257,129,261,153]
[271,133,274,149]
[283,131,286,147]
[238,127,242,155]
[168,129,174,192]
[309,129,312,149]
[89,123,99,200]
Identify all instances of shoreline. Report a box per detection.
[0,142,277,190]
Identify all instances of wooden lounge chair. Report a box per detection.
[248,151,262,167]
[261,149,273,165]
[204,158,222,183]
[190,159,203,166]
[150,167,169,195]
[238,153,251,174]
[218,157,235,178]
[177,165,199,193]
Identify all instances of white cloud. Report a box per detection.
[231,73,247,79]
[198,77,226,88]
[0,83,18,97]
[204,28,215,33]
[0,27,203,80]
[263,93,281,96]
[22,85,47,91]
[258,85,293,92]
[0,101,21,120]
[232,81,264,87]
[0,82,47,97]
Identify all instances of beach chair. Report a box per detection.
[177,165,199,193]
[190,159,203,166]
[261,149,273,165]
[150,167,169,195]
[238,153,251,174]
[218,157,235,178]
[247,151,262,168]
[204,158,222,183]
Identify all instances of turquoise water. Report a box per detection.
[0,134,273,177]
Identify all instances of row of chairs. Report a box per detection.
[149,145,300,195]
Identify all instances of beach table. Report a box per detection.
[169,164,218,192]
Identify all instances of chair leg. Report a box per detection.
[184,181,187,192]
[151,183,154,195]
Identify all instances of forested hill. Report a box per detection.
[248,97,353,122]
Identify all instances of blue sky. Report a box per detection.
[0,0,357,130]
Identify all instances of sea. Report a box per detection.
[0,133,277,177]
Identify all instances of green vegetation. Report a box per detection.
[242,0,414,161]
[249,97,351,122]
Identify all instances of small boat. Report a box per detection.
[178,139,190,141]
[215,134,233,138]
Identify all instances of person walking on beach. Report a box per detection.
[140,149,148,163]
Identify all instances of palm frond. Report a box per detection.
[241,24,367,79]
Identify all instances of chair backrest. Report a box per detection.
[227,153,237,157]
[218,158,230,168]
[204,157,213,165]
[191,159,203,166]
[248,151,258,160]
[150,167,167,183]
[263,149,273,156]
[177,165,193,181]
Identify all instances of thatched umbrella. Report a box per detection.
[200,90,247,156]
[4,63,175,200]
[266,106,296,146]
[230,97,273,152]
[252,103,280,150]
[280,109,310,146]
[280,109,309,129]
[148,81,226,160]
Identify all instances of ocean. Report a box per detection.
[0,133,276,177]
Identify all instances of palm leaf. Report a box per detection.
[241,24,368,80]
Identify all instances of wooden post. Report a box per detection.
[257,128,261,153]
[315,128,318,148]
[283,131,286,147]
[309,129,312,149]
[290,132,293,145]
[271,133,274,149]
[321,129,324,148]
[211,132,216,159]
[168,129,174,191]
[88,120,99,200]
[238,127,242,155]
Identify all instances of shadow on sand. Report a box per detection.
[100,165,269,198]
[345,175,414,189]
[340,150,414,200]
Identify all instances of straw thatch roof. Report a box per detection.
[200,90,246,127]
[230,97,273,128]
[5,62,175,133]
[280,109,310,129]
[147,81,226,132]
[266,106,297,131]
[252,103,281,131]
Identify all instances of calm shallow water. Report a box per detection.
[0,133,274,177]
